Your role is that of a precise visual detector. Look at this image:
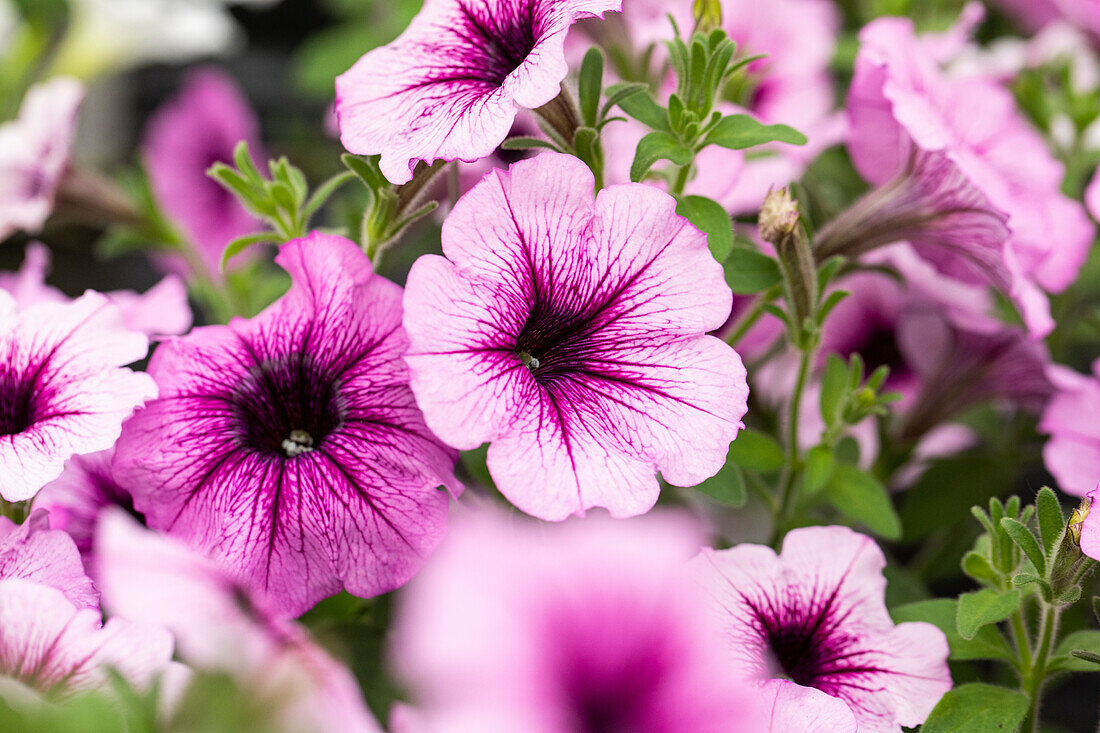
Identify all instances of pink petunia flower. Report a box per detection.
[1040,360,1100,497]
[96,510,382,733]
[113,233,460,618]
[0,578,171,704]
[0,509,97,610]
[842,4,1095,336]
[335,0,621,184]
[995,0,1100,42]
[32,448,141,564]
[0,289,155,502]
[689,525,952,732]
[0,78,83,242]
[1078,487,1100,561]
[391,509,765,732]
[0,241,192,338]
[143,68,264,280]
[604,0,844,214]
[402,154,747,520]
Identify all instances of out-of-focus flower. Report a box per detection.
[0,242,191,338]
[50,0,281,78]
[603,0,843,214]
[0,510,97,609]
[32,448,141,564]
[0,578,171,704]
[143,68,263,281]
[392,510,765,732]
[335,0,620,184]
[114,233,460,618]
[97,510,381,733]
[994,0,1100,43]
[842,5,1094,336]
[0,290,155,502]
[0,78,83,242]
[689,525,952,732]
[1040,359,1100,497]
[1087,167,1100,221]
[403,154,746,520]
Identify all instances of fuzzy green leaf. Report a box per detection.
[676,195,733,262]
[701,113,807,150]
[891,599,1013,661]
[630,131,693,182]
[722,247,781,294]
[1035,486,1064,554]
[956,588,1022,640]
[1000,517,1046,575]
[920,684,1028,733]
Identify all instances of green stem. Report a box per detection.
[1009,607,1032,672]
[669,160,693,197]
[772,345,813,544]
[1021,603,1060,733]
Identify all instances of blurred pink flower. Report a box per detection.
[0,78,83,241]
[0,578,171,703]
[96,510,382,733]
[844,4,1094,336]
[1087,167,1100,221]
[32,448,141,564]
[391,510,765,732]
[689,525,952,732]
[335,0,620,184]
[0,242,191,338]
[603,0,843,213]
[403,154,746,520]
[114,233,459,617]
[1040,359,1100,497]
[0,509,97,610]
[995,0,1100,42]
[142,68,263,281]
[0,289,155,502]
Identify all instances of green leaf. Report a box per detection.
[726,429,784,473]
[819,354,848,429]
[802,445,835,496]
[1035,486,1063,554]
[961,551,1001,586]
[301,170,355,223]
[578,47,604,128]
[630,131,693,182]
[676,195,733,262]
[220,232,277,272]
[1000,518,1046,575]
[722,247,781,294]
[956,588,1022,640]
[701,114,807,150]
[600,82,649,119]
[341,153,389,191]
[232,140,264,184]
[834,436,860,465]
[891,599,1013,661]
[1051,630,1100,671]
[824,463,901,539]
[920,683,1028,733]
[694,452,747,507]
[605,83,670,132]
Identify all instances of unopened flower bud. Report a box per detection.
[759,188,817,340]
[1069,496,1091,546]
[693,0,722,33]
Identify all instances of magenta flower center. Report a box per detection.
[229,353,345,458]
[0,368,39,437]
[450,0,542,88]
[513,301,603,385]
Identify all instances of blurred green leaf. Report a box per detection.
[891,599,1014,661]
[694,452,747,507]
[802,444,835,496]
[578,47,603,128]
[1050,630,1100,672]
[824,463,901,539]
[722,247,781,294]
[727,429,785,473]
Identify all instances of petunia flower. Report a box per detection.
[0,78,83,242]
[1040,359,1100,497]
[334,0,621,184]
[0,578,172,704]
[994,0,1100,42]
[391,509,765,732]
[0,509,97,609]
[0,241,192,338]
[840,4,1095,336]
[113,232,460,618]
[689,525,952,732]
[0,289,155,503]
[143,68,264,281]
[402,153,747,520]
[33,448,142,564]
[1087,167,1100,222]
[96,510,382,733]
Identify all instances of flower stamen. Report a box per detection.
[281,429,315,457]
